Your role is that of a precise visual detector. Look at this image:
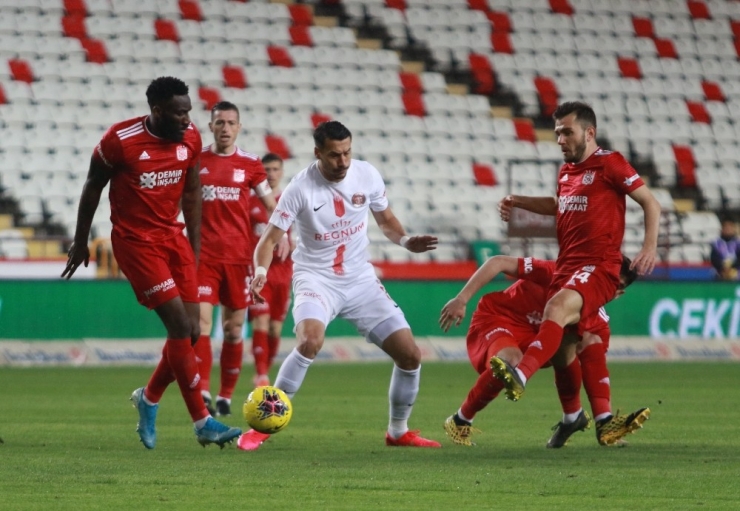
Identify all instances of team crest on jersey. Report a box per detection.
[351,193,366,207]
[233,169,245,183]
[582,170,595,185]
[176,145,188,161]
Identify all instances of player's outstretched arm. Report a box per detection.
[628,185,660,275]
[439,255,519,331]
[498,195,557,222]
[61,156,111,279]
[251,223,286,303]
[182,158,202,261]
[371,207,438,253]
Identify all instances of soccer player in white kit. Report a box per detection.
[237,121,442,450]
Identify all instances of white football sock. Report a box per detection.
[273,348,314,399]
[387,364,420,439]
[194,417,209,429]
[563,409,583,424]
[457,408,473,424]
[515,368,528,385]
[595,412,612,422]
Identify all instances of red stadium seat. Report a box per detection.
[401,91,426,117]
[399,72,423,93]
[385,0,406,11]
[534,76,558,116]
[513,118,536,142]
[702,80,725,102]
[687,1,711,20]
[653,38,678,59]
[289,26,313,47]
[311,113,332,128]
[80,39,109,64]
[472,162,497,186]
[490,33,513,54]
[487,11,512,33]
[265,134,291,160]
[617,57,642,79]
[222,65,247,89]
[548,0,574,16]
[289,4,313,27]
[267,46,294,67]
[63,0,87,16]
[179,0,203,22]
[632,17,655,38]
[731,20,740,39]
[155,19,179,42]
[198,87,222,111]
[685,100,711,124]
[468,0,488,11]
[0,83,6,105]
[672,145,697,187]
[8,59,34,83]
[469,54,494,95]
[62,15,87,39]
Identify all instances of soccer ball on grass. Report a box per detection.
[243,386,293,434]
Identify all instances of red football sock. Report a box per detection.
[166,338,209,421]
[579,342,611,418]
[252,330,269,376]
[193,335,212,395]
[517,320,564,380]
[145,344,175,403]
[219,340,244,400]
[460,368,504,420]
[267,334,281,369]
[554,358,583,414]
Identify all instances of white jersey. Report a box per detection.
[269,159,388,277]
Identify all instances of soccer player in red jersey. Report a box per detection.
[439,255,648,447]
[247,153,294,388]
[494,101,661,411]
[62,77,241,449]
[193,101,284,418]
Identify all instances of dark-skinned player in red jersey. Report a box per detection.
[494,101,660,436]
[62,77,241,449]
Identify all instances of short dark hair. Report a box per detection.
[146,76,189,107]
[313,121,352,149]
[553,101,597,129]
[211,100,239,120]
[262,152,283,165]
[620,255,639,289]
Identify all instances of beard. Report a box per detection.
[564,135,587,163]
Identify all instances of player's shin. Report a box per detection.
[166,338,210,421]
[193,335,213,396]
[273,347,313,399]
[579,343,612,419]
[554,358,583,418]
[517,320,564,380]
[388,365,420,439]
[460,368,504,421]
[219,340,243,400]
[145,344,176,402]
[252,330,270,376]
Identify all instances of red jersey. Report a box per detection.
[94,115,202,242]
[199,145,268,264]
[516,256,609,336]
[556,148,644,272]
[249,190,293,284]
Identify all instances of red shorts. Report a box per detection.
[466,321,536,375]
[112,232,198,309]
[549,264,619,322]
[197,261,251,310]
[248,279,291,322]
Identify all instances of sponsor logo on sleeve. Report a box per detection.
[624,174,639,186]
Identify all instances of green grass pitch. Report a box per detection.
[1,362,739,510]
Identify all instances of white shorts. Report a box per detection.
[292,264,408,342]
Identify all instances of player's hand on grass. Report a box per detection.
[61,242,90,280]
[250,274,267,303]
[439,296,466,332]
[404,235,438,253]
[498,195,514,222]
[631,246,657,276]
